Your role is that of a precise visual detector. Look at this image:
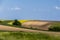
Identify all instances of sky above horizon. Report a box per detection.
[0,0,60,21]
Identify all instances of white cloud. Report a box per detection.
[10,7,21,10]
[55,6,60,10]
[0,6,22,12]
[0,7,21,10]
[15,7,21,10]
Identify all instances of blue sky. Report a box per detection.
[0,0,60,20]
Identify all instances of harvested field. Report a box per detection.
[22,20,52,30]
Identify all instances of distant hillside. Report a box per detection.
[0,20,60,31]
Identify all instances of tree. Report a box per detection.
[12,19,21,26]
[0,21,2,24]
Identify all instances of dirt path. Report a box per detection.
[0,25,60,35]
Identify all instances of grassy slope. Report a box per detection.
[49,22,60,28]
[0,32,60,40]
[51,22,60,26]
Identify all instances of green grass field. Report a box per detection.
[0,32,60,40]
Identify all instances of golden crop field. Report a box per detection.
[18,20,28,23]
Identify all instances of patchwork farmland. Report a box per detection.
[0,20,60,40]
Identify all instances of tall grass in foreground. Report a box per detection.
[0,32,60,40]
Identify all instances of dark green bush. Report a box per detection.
[49,25,60,31]
[12,19,21,26]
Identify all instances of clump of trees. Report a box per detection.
[12,19,21,26]
[49,25,60,32]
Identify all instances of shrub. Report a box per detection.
[0,21,3,23]
[12,19,21,26]
[49,25,60,31]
